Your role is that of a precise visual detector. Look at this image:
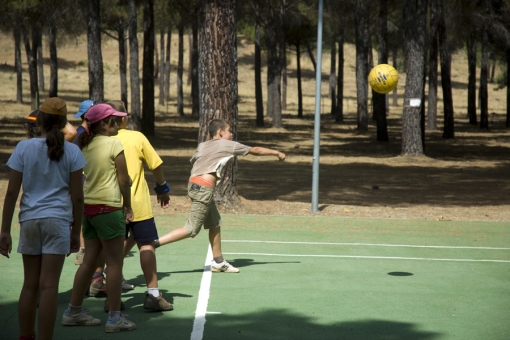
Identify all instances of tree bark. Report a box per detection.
[467,30,477,125]
[438,1,454,139]
[329,41,336,111]
[374,0,389,142]
[392,46,398,106]
[254,1,264,126]
[128,0,141,130]
[48,23,58,98]
[37,30,44,92]
[177,22,184,116]
[199,0,240,208]
[427,0,439,130]
[296,42,303,119]
[87,0,104,102]
[355,0,369,132]
[142,0,155,136]
[306,41,316,72]
[14,28,23,104]
[480,29,489,129]
[401,0,427,156]
[191,19,200,119]
[266,1,282,126]
[165,26,172,102]
[279,0,287,111]
[118,26,128,111]
[23,23,39,109]
[335,25,344,122]
[159,29,165,106]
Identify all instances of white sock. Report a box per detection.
[148,287,160,298]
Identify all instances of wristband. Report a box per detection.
[154,181,170,195]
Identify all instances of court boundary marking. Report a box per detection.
[223,240,510,250]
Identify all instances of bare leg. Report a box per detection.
[101,235,125,312]
[70,238,102,306]
[123,233,136,258]
[209,227,222,259]
[37,254,66,340]
[138,242,158,288]
[157,227,190,247]
[19,255,42,338]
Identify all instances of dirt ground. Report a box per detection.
[0,33,509,222]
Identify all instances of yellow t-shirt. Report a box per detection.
[82,136,124,207]
[113,129,163,222]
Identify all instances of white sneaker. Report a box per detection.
[105,314,136,333]
[211,260,239,273]
[62,308,101,326]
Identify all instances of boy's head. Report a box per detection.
[105,100,128,128]
[74,99,96,122]
[208,119,232,140]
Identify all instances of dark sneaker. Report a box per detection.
[62,308,101,326]
[103,299,126,313]
[105,314,136,332]
[121,277,134,290]
[89,275,107,297]
[143,293,173,311]
[211,260,239,273]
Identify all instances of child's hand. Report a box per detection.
[277,152,286,161]
[0,232,12,258]
[124,207,134,223]
[69,233,80,254]
[157,193,171,209]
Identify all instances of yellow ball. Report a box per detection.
[368,64,399,94]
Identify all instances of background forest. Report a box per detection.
[0,0,509,222]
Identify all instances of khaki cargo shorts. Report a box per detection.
[184,182,221,237]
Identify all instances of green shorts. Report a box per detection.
[83,210,126,241]
[184,182,221,238]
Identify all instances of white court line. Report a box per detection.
[190,245,213,340]
[223,252,510,263]
[223,240,510,250]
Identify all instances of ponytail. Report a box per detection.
[37,112,67,161]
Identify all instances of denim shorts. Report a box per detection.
[83,210,126,241]
[18,218,71,255]
[184,182,221,237]
[126,217,158,243]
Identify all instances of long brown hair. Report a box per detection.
[37,111,67,161]
[78,116,115,149]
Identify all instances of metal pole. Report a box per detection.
[311,0,323,212]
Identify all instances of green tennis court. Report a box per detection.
[1,212,509,339]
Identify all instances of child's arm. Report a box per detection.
[69,169,84,254]
[115,151,134,222]
[62,122,78,143]
[248,147,286,161]
[0,169,22,258]
[151,165,171,208]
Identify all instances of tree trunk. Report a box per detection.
[88,0,104,102]
[335,25,344,122]
[254,2,264,126]
[142,0,155,136]
[128,0,141,130]
[374,0,388,142]
[159,29,165,106]
[165,26,172,102]
[191,19,200,119]
[438,1,454,139]
[401,0,427,156]
[118,26,128,111]
[154,36,159,79]
[296,42,303,119]
[23,23,39,109]
[14,28,23,104]
[279,0,287,111]
[392,46,398,106]
[177,22,184,116]
[37,30,44,92]
[480,29,489,129]
[467,30,477,125]
[266,2,282,126]
[329,41,336,113]
[48,23,58,98]
[507,47,510,128]
[199,0,240,209]
[305,41,316,72]
[427,0,439,130]
[355,0,369,132]
[187,28,192,86]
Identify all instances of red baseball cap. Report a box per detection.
[85,103,127,124]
